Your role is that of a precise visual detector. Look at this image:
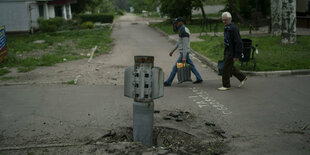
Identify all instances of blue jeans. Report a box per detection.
[165,53,202,85]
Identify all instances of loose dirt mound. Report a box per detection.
[91,126,228,154]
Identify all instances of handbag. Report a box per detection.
[177,63,192,83]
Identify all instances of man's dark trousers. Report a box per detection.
[222,46,246,87]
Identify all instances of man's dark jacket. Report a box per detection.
[226,23,243,59]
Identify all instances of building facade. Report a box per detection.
[0,0,76,32]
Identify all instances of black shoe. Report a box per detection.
[193,80,203,84]
[164,82,171,87]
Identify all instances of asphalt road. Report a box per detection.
[1,14,310,154]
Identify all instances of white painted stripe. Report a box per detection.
[88,46,97,63]
[74,75,81,85]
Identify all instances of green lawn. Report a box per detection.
[191,35,310,71]
[150,22,249,35]
[0,76,18,81]
[0,27,112,75]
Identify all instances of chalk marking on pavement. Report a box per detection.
[189,87,232,115]
[222,110,232,115]
[217,107,228,111]
[196,101,208,105]
[198,94,204,97]
[209,101,216,105]
[198,105,208,108]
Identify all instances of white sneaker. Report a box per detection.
[218,87,230,91]
[238,77,248,88]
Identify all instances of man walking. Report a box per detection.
[218,12,247,91]
[164,17,203,86]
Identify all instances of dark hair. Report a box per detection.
[172,17,185,33]
[175,17,185,24]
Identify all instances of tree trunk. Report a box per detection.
[228,0,245,23]
[199,0,207,25]
[228,0,233,13]
[281,0,296,44]
[255,0,259,30]
[271,0,282,36]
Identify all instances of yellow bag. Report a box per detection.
[177,63,185,68]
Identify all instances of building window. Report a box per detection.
[55,6,62,17]
[39,4,44,17]
[308,0,310,14]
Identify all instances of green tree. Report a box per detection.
[192,0,207,22]
[71,0,96,14]
[72,0,115,14]
[96,0,115,13]
[128,0,159,13]
[221,0,270,23]
[115,0,130,11]
[159,0,192,19]
[159,0,216,21]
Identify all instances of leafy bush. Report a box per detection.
[60,19,79,30]
[65,19,75,25]
[0,68,10,76]
[78,13,114,23]
[116,9,124,15]
[48,17,65,27]
[45,24,57,32]
[220,0,270,22]
[81,21,95,29]
[37,17,65,32]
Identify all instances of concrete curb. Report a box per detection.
[0,81,67,86]
[242,69,310,76]
[150,26,310,77]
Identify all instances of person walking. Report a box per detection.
[218,12,247,91]
[164,17,203,87]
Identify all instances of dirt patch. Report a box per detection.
[0,125,228,154]
[88,126,228,154]
[17,40,89,59]
[155,110,194,123]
